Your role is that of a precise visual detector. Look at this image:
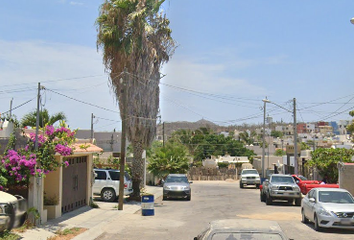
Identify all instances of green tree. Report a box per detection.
[274,149,285,156]
[306,148,354,183]
[147,141,190,179]
[96,0,175,198]
[270,130,283,138]
[301,142,311,150]
[21,109,66,128]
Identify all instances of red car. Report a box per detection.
[291,174,339,195]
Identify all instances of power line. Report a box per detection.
[45,88,120,114]
[1,98,36,115]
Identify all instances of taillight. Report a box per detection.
[124,183,128,188]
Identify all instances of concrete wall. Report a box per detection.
[339,163,354,196]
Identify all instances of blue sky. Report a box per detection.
[1,0,354,131]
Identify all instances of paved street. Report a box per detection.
[94,181,354,240]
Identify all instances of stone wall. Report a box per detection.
[188,166,238,181]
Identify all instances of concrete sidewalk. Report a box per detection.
[17,186,163,240]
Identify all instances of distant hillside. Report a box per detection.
[157,119,220,137]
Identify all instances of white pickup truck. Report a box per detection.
[239,169,261,189]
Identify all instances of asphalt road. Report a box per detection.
[95,181,354,240]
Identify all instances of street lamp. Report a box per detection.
[350,17,354,25]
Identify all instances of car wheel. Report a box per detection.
[187,194,191,201]
[256,184,260,189]
[20,212,27,226]
[266,195,272,205]
[287,199,293,205]
[260,192,265,202]
[240,182,243,188]
[163,195,167,200]
[314,214,322,231]
[101,188,116,202]
[295,198,301,206]
[301,209,309,223]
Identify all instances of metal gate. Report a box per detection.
[62,156,87,214]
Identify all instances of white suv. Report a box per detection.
[239,169,261,189]
[93,169,133,202]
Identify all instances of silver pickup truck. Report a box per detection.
[261,174,302,206]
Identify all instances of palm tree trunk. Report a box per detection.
[130,139,145,199]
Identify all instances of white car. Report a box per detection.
[0,191,27,232]
[239,169,261,189]
[92,169,133,202]
[301,188,354,231]
[194,219,289,240]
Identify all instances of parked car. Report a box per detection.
[194,219,289,240]
[163,174,192,201]
[92,168,133,202]
[239,169,261,189]
[261,174,302,206]
[0,191,27,232]
[292,174,339,195]
[301,188,354,231]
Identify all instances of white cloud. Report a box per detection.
[0,39,120,131]
[162,56,266,96]
[70,1,84,6]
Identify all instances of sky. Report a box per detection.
[1,0,354,132]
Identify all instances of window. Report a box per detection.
[95,171,106,180]
[109,171,120,181]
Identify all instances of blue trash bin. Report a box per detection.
[141,194,154,216]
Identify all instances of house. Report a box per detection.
[1,123,103,223]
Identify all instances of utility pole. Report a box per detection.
[9,98,13,118]
[34,82,42,225]
[118,76,127,210]
[163,122,165,147]
[91,113,95,142]
[262,98,268,179]
[293,98,298,175]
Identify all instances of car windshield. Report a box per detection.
[271,176,294,184]
[211,232,284,240]
[165,176,189,183]
[297,175,307,181]
[318,191,354,204]
[242,170,258,175]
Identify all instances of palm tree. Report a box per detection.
[96,0,175,198]
[21,109,67,128]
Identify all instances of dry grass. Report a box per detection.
[47,227,87,240]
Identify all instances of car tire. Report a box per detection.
[260,191,265,202]
[240,182,243,188]
[101,188,116,202]
[314,214,322,231]
[295,198,301,206]
[266,195,272,205]
[256,184,260,189]
[163,195,167,200]
[287,199,293,205]
[187,195,191,201]
[301,209,309,223]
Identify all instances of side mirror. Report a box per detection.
[296,180,300,184]
[190,181,193,184]
[309,197,316,203]
[265,179,269,182]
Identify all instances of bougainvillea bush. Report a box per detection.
[0,123,76,190]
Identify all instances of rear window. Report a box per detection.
[109,171,120,181]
